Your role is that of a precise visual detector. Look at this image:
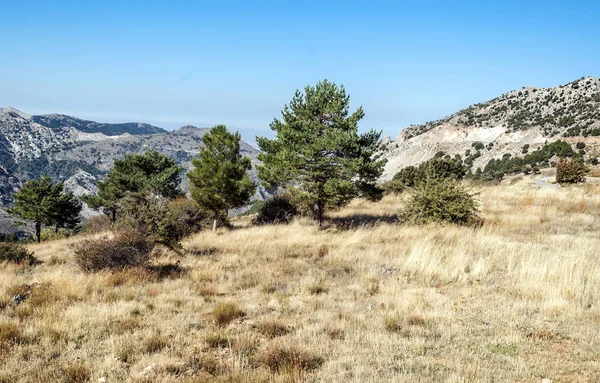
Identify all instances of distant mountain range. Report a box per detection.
[379,76,600,179]
[31,113,167,136]
[0,107,264,230]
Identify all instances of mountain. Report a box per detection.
[0,107,264,222]
[31,113,167,136]
[379,77,600,179]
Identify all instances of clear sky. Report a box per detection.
[1,0,599,144]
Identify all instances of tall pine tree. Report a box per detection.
[257,80,386,227]
[187,125,255,230]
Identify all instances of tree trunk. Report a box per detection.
[111,209,116,224]
[212,219,217,232]
[313,201,324,229]
[35,222,41,243]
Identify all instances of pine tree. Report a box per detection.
[257,80,386,227]
[84,150,184,222]
[51,191,83,233]
[11,176,81,243]
[187,125,255,230]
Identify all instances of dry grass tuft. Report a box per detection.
[256,319,290,338]
[205,330,231,348]
[61,362,91,383]
[0,322,23,347]
[144,332,168,353]
[259,344,323,373]
[212,302,244,326]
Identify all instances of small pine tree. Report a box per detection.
[84,150,184,222]
[187,125,255,230]
[11,176,81,243]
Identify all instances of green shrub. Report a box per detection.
[576,142,586,150]
[72,230,154,273]
[167,198,209,236]
[40,228,70,242]
[389,157,466,193]
[472,142,485,150]
[400,175,482,226]
[116,194,191,249]
[556,157,587,184]
[252,194,298,225]
[0,242,38,265]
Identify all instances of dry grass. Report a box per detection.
[1,178,600,381]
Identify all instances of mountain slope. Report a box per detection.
[31,113,167,136]
[0,108,264,218]
[380,77,600,179]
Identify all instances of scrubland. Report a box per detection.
[1,178,600,382]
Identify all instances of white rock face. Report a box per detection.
[380,77,600,179]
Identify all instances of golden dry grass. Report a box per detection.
[1,179,600,382]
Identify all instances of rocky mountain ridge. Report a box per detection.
[0,108,264,227]
[380,77,600,179]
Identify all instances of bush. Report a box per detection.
[0,242,38,265]
[252,194,298,225]
[40,228,70,242]
[388,157,466,193]
[167,198,209,236]
[82,215,112,234]
[117,194,190,249]
[576,142,586,150]
[400,176,481,226]
[556,157,587,184]
[72,230,154,273]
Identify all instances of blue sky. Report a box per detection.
[1,0,599,143]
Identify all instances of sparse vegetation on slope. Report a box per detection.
[1,180,600,381]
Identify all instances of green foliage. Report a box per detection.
[40,228,70,242]
[117,194,187,249]
[470,140,578,181]
[400,173,481,226]
[72,230,154,273]
[166,198,209,237]
[252,193,299,225]
[387,157,466,193]
[257,80,386,226]
[84,150,184,222]
[472,142,485,150]
[0,233,19,243]
[0,242,38,265]
[576,142,586,149]
[10,176,81,243]
[556,157,587,184]
[188,125,255,228]
[51,190,82,232]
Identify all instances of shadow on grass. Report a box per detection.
[329,214,399,230]
[145,263,187,280]
[186,247,220,257]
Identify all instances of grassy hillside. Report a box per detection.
[1,180,600,382]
